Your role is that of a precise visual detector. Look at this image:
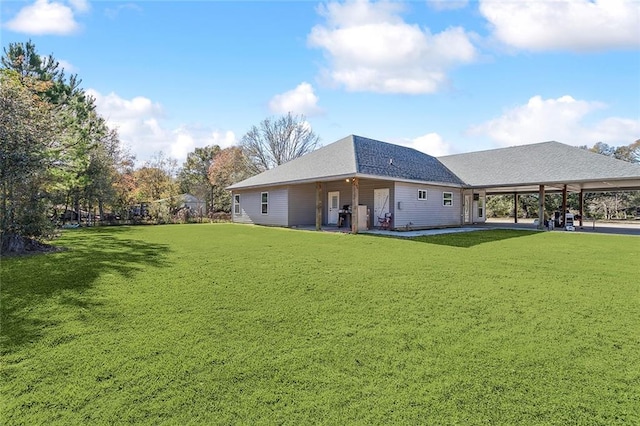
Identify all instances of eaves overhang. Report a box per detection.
[227,173,356,191]
[475,177,640,195]
[227,173,466,192]
[354,173,465,189]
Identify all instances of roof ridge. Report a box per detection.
[439,140,561,158]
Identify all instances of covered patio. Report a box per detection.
[439,141,640,230]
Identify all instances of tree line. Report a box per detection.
[1,41,318,253]
[4,41,634,252]
[486,141,640,220]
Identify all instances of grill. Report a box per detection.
[338,205,351,228]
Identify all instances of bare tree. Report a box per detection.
[240,113,320,174]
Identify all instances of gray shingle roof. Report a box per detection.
[438,141,640,191]
[228,137,640,192]
[353,136,464,185]
[227,136,357,189]
[228,135,464,189]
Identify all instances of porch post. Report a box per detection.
[579,189,584,228]
[315,182,322,231]
[561,184,568,226]
[513,192,518,224]
[537,185,545,230]
[351,178,359,234]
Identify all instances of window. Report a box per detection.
[418,189,427,200]
[261,192,268,214]
[477,196,484,218]
[443,192,453,206]
[233,194,240,215]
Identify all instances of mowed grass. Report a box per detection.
[1,224,639,425]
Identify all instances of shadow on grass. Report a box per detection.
[363,229,539,248]
[410,229,539,247]
[1,227,171,353]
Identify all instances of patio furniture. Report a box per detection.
[378,213,392,230]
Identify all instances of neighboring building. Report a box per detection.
[178,194,206,213]
[227,135,640,232]
[151,194,206,214]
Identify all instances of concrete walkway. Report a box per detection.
[357,219,640,237]
[307,218,639,237]
[361,227,490,238]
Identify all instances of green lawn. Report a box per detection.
[2,224,639,425]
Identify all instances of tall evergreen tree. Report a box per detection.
[0,70,59,252]
[1,41,125,251]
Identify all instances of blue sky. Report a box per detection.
[2,0,639,164]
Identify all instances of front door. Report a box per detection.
[328,191,340,224]
[464,194,471,223]
[374,188,390,220]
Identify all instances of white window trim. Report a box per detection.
[418,189,427,200]
[261,192,269,215]
[443,192,453,206]
[233,194,240,215]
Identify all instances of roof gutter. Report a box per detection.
[227,172,467,191]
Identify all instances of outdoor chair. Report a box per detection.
[378,213,392,230]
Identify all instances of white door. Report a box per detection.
[464,194,471,223]
[374,188,390,220]
[328,191,340,224]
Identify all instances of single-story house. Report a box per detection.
[227,135,640,233]
[178,193,206,213]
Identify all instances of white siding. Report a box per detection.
[362,180,393,229]
[232,187,288,226]
[233,180,464,230]
[323,179,394,228]
[393,182,462,228]
[323,181,352,225]
[288,184,317,226]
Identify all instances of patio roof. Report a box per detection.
[438,141,640,193]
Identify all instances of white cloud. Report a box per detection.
[210,130,237,149]
[400,133,453,156]
[87,89,237,164]
[467,95,640,147]
[171,129,196,161]
[480,0,640,52]
[168,127,237,163]
[426,1,468,11]
[4,0,88,35]
[105,3,143,19]
[268,82,323,116]
[56,58,76,73]
[68,0,89,13]
[308,0,477,94]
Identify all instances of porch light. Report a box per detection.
[345,179,350,183]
